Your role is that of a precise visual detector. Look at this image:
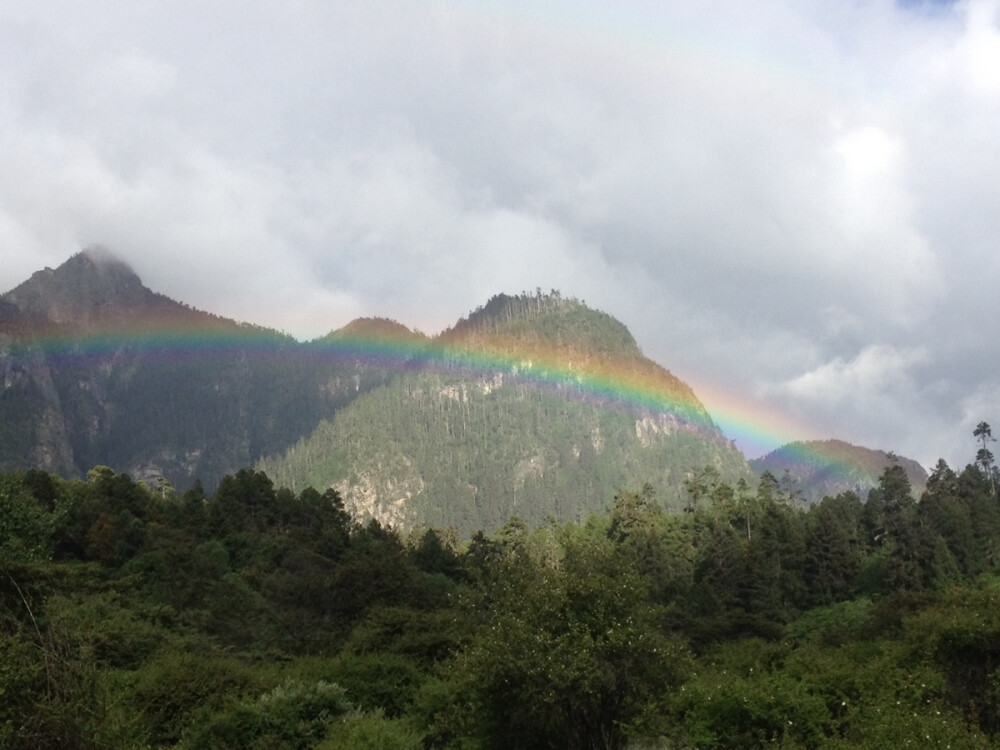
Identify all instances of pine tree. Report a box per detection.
[974,421,997,496]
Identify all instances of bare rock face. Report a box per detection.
[1,249,178,478]
[0,344,76,475]
[0,300,76,475]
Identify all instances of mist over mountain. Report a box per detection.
[1,249,927,531]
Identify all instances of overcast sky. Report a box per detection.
[1,0,997,469]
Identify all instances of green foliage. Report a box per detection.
[325,652,425,717]
[0,632,48,746]
[784,598,874,646]
[184,678,352,749]
[317,710,424,750]
[668,639,834,747]
[0,473,56,566]
[133,647,263,746]
[340,605,470,668]
[445,528,691,749]
[2,457,1000,748]
[42,590,164,670]
[803,501,861,606]
[665,630,993,749]
[902,587,1000,734]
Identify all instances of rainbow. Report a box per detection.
[10,313,712,427]
[688,378,823,461]
[8,309,297,363]
[313,327,860,468]
[6,313,876,471]
[471,1,835,116]
[315,329,711,426]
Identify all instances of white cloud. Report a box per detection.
[781,344,929,405]
[824,124,939,321]
[764,344,943,464]
[954,0,1000,96]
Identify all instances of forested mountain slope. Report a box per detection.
[0,250,393,487]
[5,250,930,533]
[751,439,928,504]
[258,292,753,532]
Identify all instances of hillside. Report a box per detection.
[0,297,77,475]
[750,439,928,503]
[5,250,935,534]
[0,249,384,487]
[258,292,753,533]
[5,248,172,329]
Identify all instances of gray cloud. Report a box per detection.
[1,0,995,469]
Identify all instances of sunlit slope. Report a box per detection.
[259,292,753,532]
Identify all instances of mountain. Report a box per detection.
[750,439,928,504]
[0,249,386,487]
[257,292,753,533]
[5,248,168,329]
[0,296,77,475]
[6,250,930,534]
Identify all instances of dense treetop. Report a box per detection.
[2,432,999,748]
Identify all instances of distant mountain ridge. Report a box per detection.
[319,316,427,343]
[750,439,928,504]
[2,249,926,532]
[1,249,384,486]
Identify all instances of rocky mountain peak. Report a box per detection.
[3,247,158,329]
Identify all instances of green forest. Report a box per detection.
[3,431,1000,748]
[257,371,750,534]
